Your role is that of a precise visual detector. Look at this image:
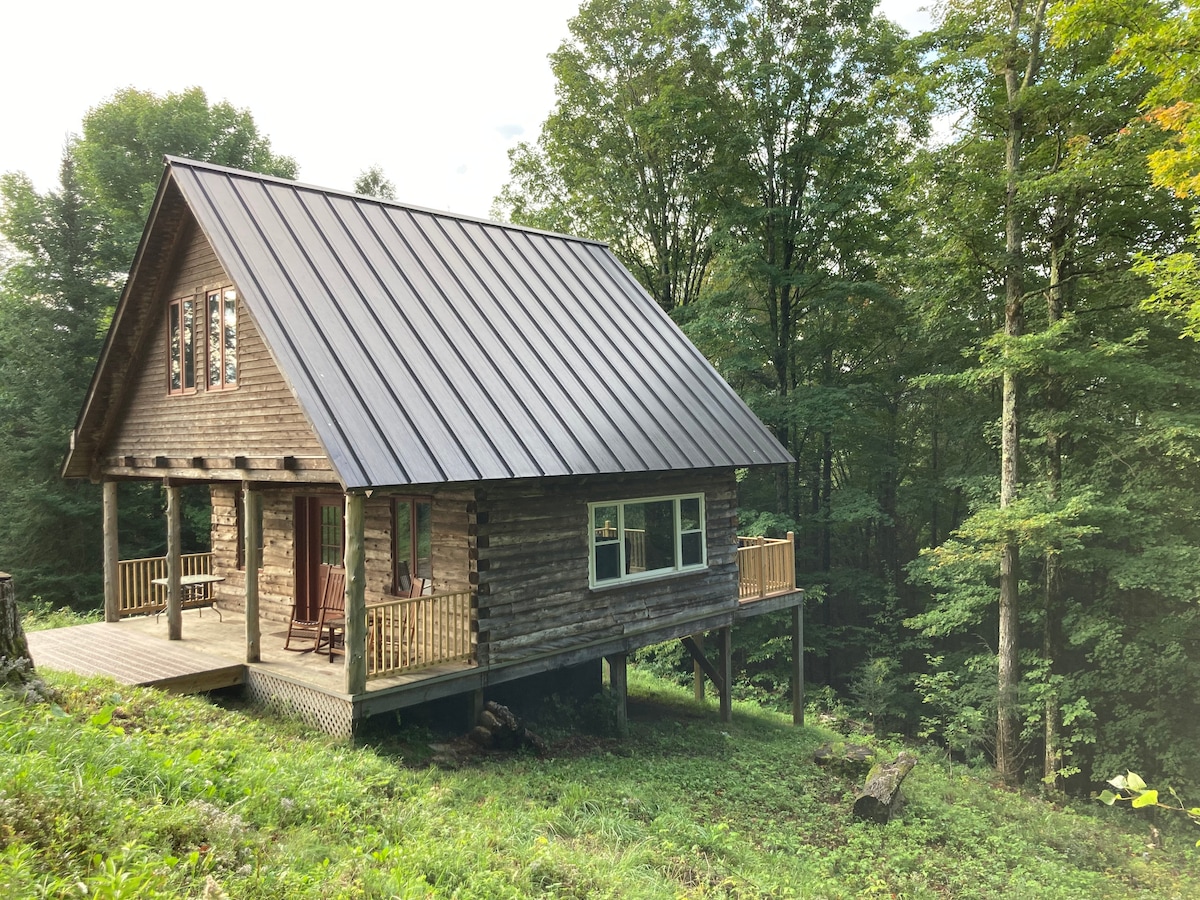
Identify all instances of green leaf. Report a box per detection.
[1131,790,1159,808]
[89,705,114,727]
[1126,772,1147,791]
[186,749,203,764]
[1108,774,1128,791]
[1098,790,1118,805]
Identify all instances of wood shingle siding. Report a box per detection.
[105,222,328,474]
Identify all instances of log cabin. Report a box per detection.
[59,157,803,735]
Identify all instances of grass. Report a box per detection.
[0,666,1195,899]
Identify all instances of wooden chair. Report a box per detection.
[283,563,346,653]
[314,565,348,659]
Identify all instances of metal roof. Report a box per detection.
[143,157,792,489]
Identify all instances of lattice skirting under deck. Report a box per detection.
[244,668,355,736]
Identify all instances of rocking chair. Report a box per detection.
[284,563,346,652]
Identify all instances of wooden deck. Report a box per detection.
[26,610,475,699]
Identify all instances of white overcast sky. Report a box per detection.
[2,0,931,220]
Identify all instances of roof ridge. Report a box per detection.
[163,155,609,248]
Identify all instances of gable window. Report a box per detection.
[391,498,432,594]
[589,494,706,587]
[207,287,238,389]
[167,297,195,394]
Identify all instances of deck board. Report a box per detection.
[26,620,245,692]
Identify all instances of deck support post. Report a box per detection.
[718,626,732,723]
[792,601,804,726]
[692,632,705,702]
[165,481,182,640]
[343,492,367,695]
[243,485,261,663]
[606,652,628,737]
[102,481,119,622]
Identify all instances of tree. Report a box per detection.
[354,166,397,200]
[495,0,729,311]
[0,89,293,608]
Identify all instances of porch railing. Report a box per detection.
[366,589,474,679]
[116,552,214,617]
[736,532,796,600]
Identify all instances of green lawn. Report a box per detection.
[0,667,1194,899]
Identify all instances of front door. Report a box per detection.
[294,496,344,620]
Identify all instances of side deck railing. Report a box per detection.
[736,532,796,600]
[116,552,214,617]
[367,589,474,679]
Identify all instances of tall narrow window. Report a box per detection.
[167,297,195,394]
[391,497,432,593]
[207,287,238,389]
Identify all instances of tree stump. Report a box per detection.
[0,571,38,692]
[853,752,916,824]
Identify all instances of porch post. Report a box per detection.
[102,480,119,622]
[243,485,261,663]
[718,625,732,723]
[343,491,367,695]
[165,481,182,640]
[606,652,629,737]
[792,601,804,726]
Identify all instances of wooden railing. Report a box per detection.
[366,589,474,679]
[116,552,213,617]
[736,532,796,600]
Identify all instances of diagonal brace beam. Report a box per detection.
[680,635,724,695]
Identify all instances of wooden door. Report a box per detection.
[294,496,344,619]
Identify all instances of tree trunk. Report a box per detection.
[996,0,1049,787]
[853,752,917,823]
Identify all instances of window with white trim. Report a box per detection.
[589,494,706,587]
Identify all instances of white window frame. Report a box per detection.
[588,493,707,588]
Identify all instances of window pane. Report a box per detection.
[182,299,195,390]
[223,290,237,385]
[680,497,700,532]
[595,542,620,581]
[593,505,618,541]
[169,303,181,391]
[415,501,432,580]
[626,499,674,574]
[681,531,703,567]
[208,292,221,386]
[320,504,343,565]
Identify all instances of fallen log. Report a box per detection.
[853,751,917,824]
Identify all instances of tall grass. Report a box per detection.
[0,668,1194,898]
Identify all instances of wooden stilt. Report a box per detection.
[343,492,367,695]
[606,652,628,737]
[470,688,484,729]
[243,485,261,663]
[692,632,705,702]
[792,602,804,726]
[718,626,732,723]
[165,482,182,640]
[102,481,119,623]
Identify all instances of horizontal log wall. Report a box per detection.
[106,220,328,468]
[209,485,473,629]
[475,470,739,665]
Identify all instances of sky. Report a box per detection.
[2,0,931,221]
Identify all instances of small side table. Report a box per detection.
[323,616,345,662]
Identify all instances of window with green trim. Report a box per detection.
[589,494,706,587]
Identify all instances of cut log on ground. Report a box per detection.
[813,741,875,778]
[853,751,917,824]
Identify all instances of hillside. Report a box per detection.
[0,669,1194,899]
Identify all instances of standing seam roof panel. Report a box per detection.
[164,158,793,488]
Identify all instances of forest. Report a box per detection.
[1,0,1198,802]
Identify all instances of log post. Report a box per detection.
[757,536,767,597]
[243,484,261,663]
[718,625,732,723]
[786,530,796,590]
[165,481,182,640]
[692,632,705,702]
[606,652,629,737]
[343,492,367,695]
[853,752,917,823]
[792,601,804,726]
[103,480,119,622]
